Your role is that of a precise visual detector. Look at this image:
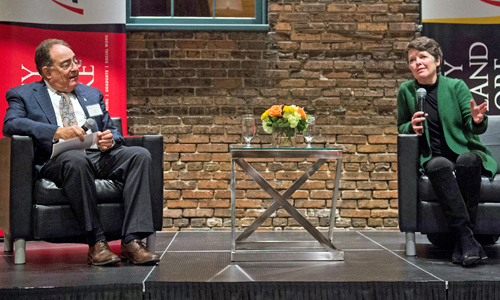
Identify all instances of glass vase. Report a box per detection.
[272,123,296,148]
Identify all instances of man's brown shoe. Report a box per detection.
[88,240,121,266]
[121,239,160,265]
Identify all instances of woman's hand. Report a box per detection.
[470,100,487,124]
[412,111,427,136]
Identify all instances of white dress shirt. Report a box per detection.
[44,80,90,133]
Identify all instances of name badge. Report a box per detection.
[86,104,103,117]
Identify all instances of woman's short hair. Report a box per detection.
[404,36,443,74]
[35,39,71,76]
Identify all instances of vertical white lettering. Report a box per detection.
[468,42,489,101]
[469,42,488,61]
[80,65,95,86]
[495,89,500,110]
[494,59,500,110]
[470,82,489,99]
[21,64,41,83]
[469,61,488,80]
[443,60,463,77]
[495,73,500,110]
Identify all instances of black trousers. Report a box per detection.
[40,146,154,244]
[424,152,484,226]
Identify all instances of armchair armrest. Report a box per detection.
[0,136,35,240]
[397,134,420,232]
[124,135,164,231]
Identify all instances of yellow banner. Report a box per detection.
[423,16,500,24]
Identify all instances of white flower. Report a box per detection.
[284,112,301,128]
[262,117,273,133]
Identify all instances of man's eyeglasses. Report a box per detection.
[59,59,82,71]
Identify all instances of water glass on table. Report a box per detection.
[242,114,255,148]
[304,117,315,148]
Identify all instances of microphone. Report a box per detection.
[81,118,96,132]
[417,88,426,112]
[416,88,427,134]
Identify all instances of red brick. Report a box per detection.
[183,190,214,199]
[371,209,398,218]
[167,200,198,208]
[164,190,180,200]
[235,200,263,208]
[295,200,326,208]
[198,180,228,189]
[180,153,212,162]
[358,200,389,209]
[199,200,230,208]
[163,209,183,218]
[183,209,213,217]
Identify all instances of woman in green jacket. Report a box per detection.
[397,36,496,266]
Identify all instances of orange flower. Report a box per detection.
[296,107,306,119]
[268,105,283,117]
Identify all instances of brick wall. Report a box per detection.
[126,0,420,231]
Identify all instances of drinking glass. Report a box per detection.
[303,117,315,148]
[242,114,255,148]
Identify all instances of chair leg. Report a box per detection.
[406,232,416,256]
[14,239,26,265]
[3,233,13,252]
[146,232,156,254]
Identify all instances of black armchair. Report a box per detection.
[0,118,164,264]
[398,115,500,256]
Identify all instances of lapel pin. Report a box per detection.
[84,98,87,102]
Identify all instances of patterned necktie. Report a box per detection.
[58,91,77,127]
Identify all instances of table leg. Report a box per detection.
[329,157,342,242]
[231,158,236,253]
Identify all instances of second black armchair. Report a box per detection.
[398,115,500,256]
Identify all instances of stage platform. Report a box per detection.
[1,231,500,300]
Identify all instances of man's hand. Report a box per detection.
[97,130,114,151]
[470,99,487,124]
[54,125,86,141]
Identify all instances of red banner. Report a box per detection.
[0,0,127,237]
[0,0,127,136]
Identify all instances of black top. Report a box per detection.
[419,77,458,162]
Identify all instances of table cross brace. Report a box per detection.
[233,158,337,251]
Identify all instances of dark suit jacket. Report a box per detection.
[3,80,124,169]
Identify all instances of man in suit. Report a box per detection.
[3,39,160,266]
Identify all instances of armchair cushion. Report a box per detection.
[33,204,124,240]
[34,178,124,205]
[418,175,500,203]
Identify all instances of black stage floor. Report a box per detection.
[1,231,500,300]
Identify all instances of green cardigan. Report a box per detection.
[397,75,497,178]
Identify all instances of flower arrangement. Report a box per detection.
[261,105,311,147]
[261,105,310,133]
